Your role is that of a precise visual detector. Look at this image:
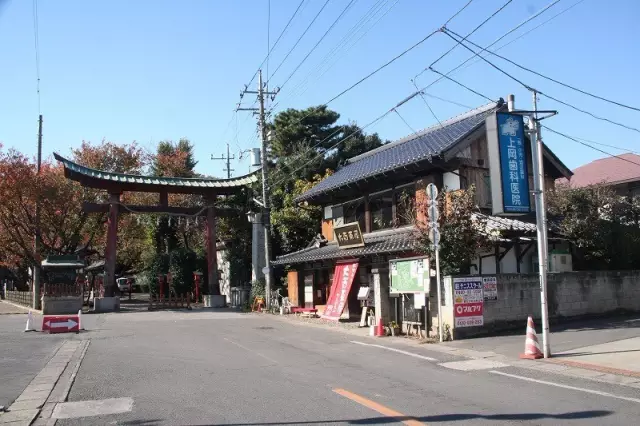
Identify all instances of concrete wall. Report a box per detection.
[445,270,640,339]
[43,296,83,315]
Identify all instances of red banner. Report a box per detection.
[321,262,359,320]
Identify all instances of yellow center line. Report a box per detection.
[333,388,426,426]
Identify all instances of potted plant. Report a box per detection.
[388,321,400,336]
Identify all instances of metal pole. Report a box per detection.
[258,70,273,309]
[33,114,43,310]
[530,90,551,358]
[435,247,443,342]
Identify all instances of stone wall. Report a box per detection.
[445,271,640,339]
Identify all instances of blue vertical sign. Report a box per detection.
[497,112,530,213]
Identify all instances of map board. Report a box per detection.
[390,257,429,294]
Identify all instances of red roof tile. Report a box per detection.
[560,153,640,187]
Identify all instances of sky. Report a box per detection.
[1,0,639,178]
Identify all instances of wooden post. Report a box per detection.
[104,193,120,297]
[206,205,220,295]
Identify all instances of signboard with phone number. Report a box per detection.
[453,277,484,328]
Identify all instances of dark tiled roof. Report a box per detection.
[474,213,537,234]
[295,100,504,202]
[54,153,260,189]
[272,227,416,266]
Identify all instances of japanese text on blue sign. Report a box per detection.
[497,113,530,213]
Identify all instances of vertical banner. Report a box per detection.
[453,277,484,328]
[322,262,359,320]
[486,112,531,215]
[497,113,530,213]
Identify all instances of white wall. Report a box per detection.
[443,170,461,191]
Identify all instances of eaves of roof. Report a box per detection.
[54,153,260,193]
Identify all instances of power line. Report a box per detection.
[394,109,418,134]
[266,0,271,89]
[425,0,514,72]
[414,0,565,88]
[445,27,640,113]
[270,0,332,82]
[460,0,583,74]
[440,30,640,134]
[246,0,307,88]
[278,0,358,91]
[543,126,640,168]
[412,81,445,130]
[421,92,472,109]
[32,0,41,114]
[428,67,495,102]
[444,0,476,26]
[277,0,397,107]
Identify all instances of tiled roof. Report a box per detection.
[295,100,504,202]
[473,213,537,235]
[559,153,640,188]
[272,227,416,266]
[54,153,260,189]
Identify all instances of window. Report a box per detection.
[343,198,366,231]
[370,191,393,231]
[395,185,416,227]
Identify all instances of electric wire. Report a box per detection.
[414,0,567,89]
[445,27,640,113]
[278,0,358,91]
[425,0,514,71]
[246,0,307,88]
[277,0,396,107]
[394,109,418,134]
[270,0,332,81]
[440,30,640,134]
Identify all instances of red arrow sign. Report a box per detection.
[42,315,80,333]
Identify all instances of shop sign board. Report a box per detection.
[483,276,498,301]
[486,112,531,215]
[390,257,429,294]
[453,277,484,328]
[322,261,359,320]
[334,223,365,249]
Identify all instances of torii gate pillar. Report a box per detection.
[205,204,225,307]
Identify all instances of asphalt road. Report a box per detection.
[43,310,640,425]
[0,310,67,408]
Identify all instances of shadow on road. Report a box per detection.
[122,409,612,425]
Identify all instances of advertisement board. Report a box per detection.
[486,112,531,215]
[482,276,498,301]
[389,257,429,294]
[453,277,484,328]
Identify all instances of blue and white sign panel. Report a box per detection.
[497,113,529,213]
[486,112,531,215]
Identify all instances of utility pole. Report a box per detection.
[529,90,551,358]
[33,115,43,310]
[239,69,279,308]
[211,143,235,179]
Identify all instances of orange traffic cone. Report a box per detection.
[519,316,543,359]
[375,319,385,337]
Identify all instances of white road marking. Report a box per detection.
[223,337,279,364]
[52,397,134,419]
[350,341,437,361]
[439,359,509,371]
[489,370,640,404]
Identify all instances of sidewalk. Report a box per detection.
[0,300,31,315]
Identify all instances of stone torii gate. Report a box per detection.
[54,153,259,311]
